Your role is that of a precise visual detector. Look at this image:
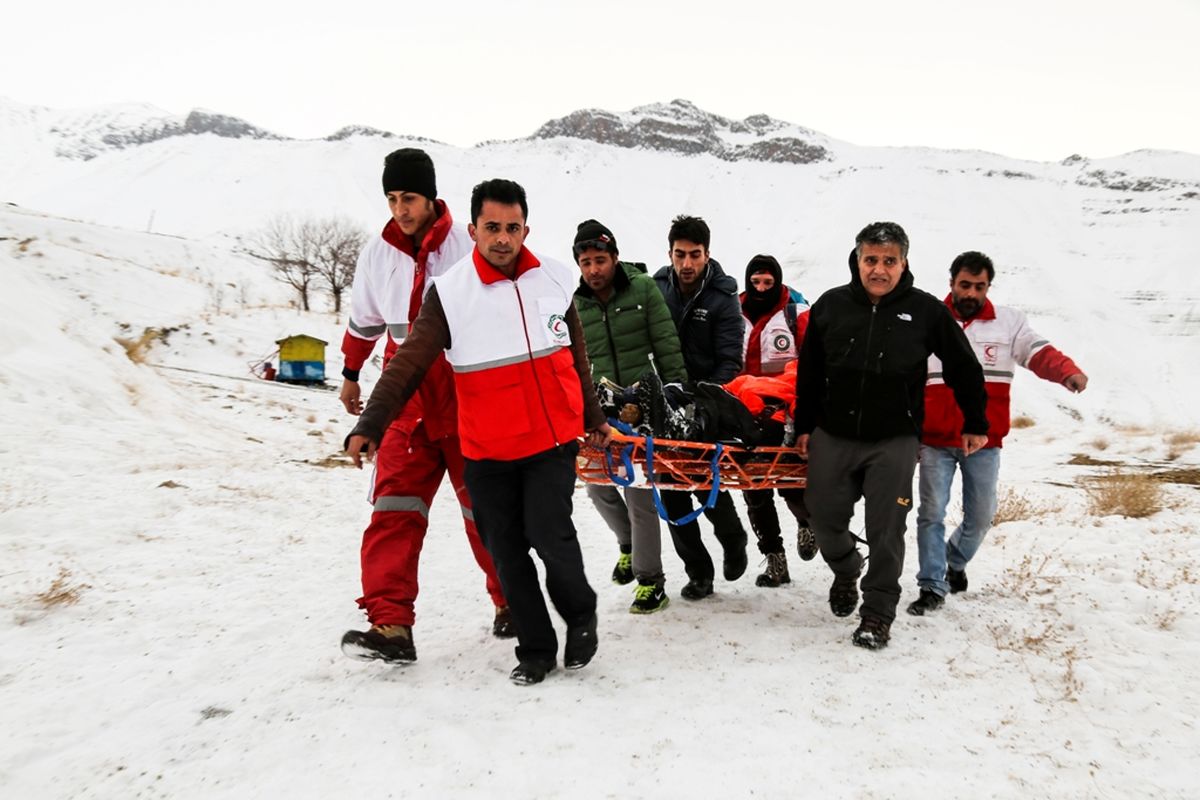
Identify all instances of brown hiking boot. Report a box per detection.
[341,624,416,664]
[755,552,791,587]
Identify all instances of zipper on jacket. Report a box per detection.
[855,305,877,438]
[601,306,622,386]
[514,282,562,447]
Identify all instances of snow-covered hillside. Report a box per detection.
[1,101,1198,798]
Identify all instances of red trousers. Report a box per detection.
[358,420,506,626]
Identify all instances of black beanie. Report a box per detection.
[742,254,784,321]
[572,219,618,262]
[745,254,783,287]
[382,148,437,199]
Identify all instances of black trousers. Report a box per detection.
[660,489,747,583]
[743,487,808,555]
[804,428,919,624]
[464,442,596,664]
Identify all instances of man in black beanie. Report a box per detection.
[339,148,514,666]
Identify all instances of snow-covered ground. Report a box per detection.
[2,119,1199,797]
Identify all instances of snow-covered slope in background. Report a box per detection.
[1,100,1198,798]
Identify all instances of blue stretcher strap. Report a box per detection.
[646,437,723,525]
[601,417,636,487]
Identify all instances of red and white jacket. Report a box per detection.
[923,296,1082,449]
[740,288,810,377]
[435,246,584,461]
[341,201,472,439]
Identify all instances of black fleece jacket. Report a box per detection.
[795,250,987,442]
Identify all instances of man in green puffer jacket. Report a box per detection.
[572,219,687,614]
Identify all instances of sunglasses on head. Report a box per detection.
[573,235,613,257]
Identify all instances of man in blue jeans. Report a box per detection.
[908,251,1088,615]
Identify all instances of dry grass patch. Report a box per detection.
[992,486,1062,525]
[34,568,89,609]
[1085,472,1164,518]
[1011,415,1036,430]
[1089,437,1110,451]
[1166,429,1200,446]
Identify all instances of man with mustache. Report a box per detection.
[907,251,1088,616]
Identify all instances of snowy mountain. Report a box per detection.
[1,97,1198,798]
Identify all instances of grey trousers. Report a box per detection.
[585,484,664,583]
[805,427,919,624]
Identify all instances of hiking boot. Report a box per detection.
[828,572,860,617]
[611,552,634,585]
[340,624,416,664]
[905,589,945,617]
[947,566,968,594]
[852,615,892,650]
[680,578,715,601]
[796,522,818,561]
[630,580,670,614]
[636,369,672,438]
[755,552,791,587]
[564,614,598,670]
[509,659,556,685]
[492,605,517,639]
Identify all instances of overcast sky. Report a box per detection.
[4,0,1197,162]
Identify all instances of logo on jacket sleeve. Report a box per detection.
[772,333,793,352]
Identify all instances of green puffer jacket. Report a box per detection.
[573,261,687,386]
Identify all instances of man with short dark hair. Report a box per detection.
[907,251,1088,616]
[346,178,611,685]
[795,222,988,650]
[572,219,687,613]
[338,149,511,669]
[652,215,749,600]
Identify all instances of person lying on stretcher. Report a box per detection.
[596,361,799,448]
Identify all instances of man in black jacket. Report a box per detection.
[795,221,988,650]
[652,215,749,600]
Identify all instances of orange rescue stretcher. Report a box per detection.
[577,431,807,492]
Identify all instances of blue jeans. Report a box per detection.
[915,445,1001,596]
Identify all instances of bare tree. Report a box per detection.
[247,215,367,313]
[247,215,320,311]
[312,217,368,314]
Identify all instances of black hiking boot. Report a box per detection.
[341,624,416,664]
[796,521,818,561]
[509,659,556,685]
[852,615,891,650]
[755,552,791,587]
[947,566,968,594]
[680,578,715,601]
[828,572,860,618]
[564,614,599,670]
[492,605,517,639]
[636,369,672,438]
[905,589,945,617]
[611,552,634,585]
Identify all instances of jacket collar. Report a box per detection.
[381,199,453,258]
[943,293,996,325]
[473,245,541,284]
[575,260,632,301]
